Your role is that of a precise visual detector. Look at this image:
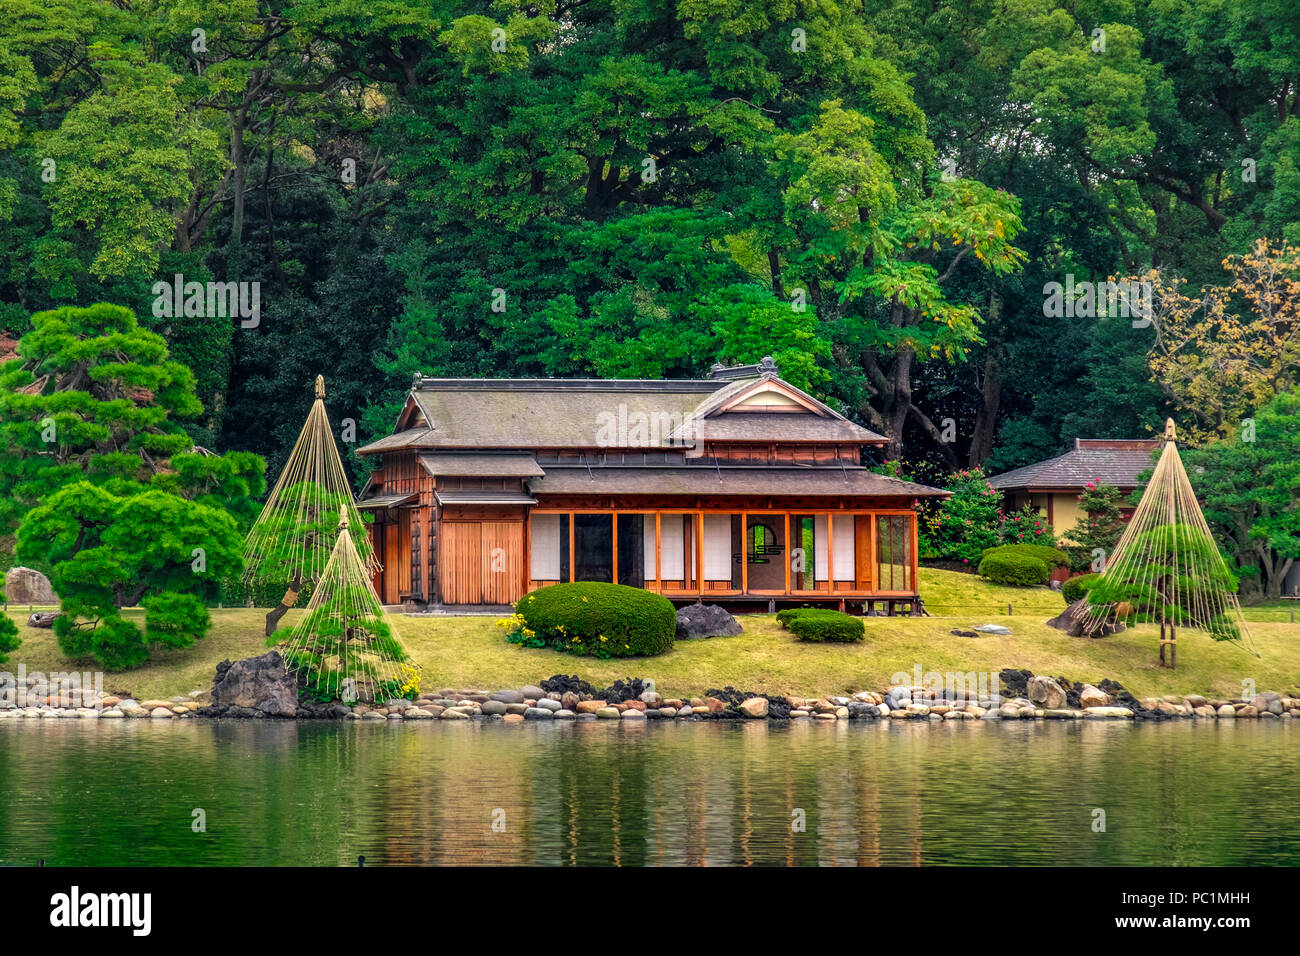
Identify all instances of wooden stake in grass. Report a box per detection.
[240,376,377,636]
[1076,419,1253,668]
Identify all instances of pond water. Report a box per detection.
[0,719,1294,866]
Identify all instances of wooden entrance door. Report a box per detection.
[440,521,525,605]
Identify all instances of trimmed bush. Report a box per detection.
[776,607,819,627]
[977,549,1050,586]
[1062,572,1101,603]
[513,582,676,658]
[786,609,865,643]
[980,543,1070,570]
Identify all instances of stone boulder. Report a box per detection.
[5,567,56,605]
[1079,684,1111,708]
[1028,675,1068,709]
[675,604,743,640]
[1045,600,1125,638]
[209,651,297,717]
[27,611,58,628]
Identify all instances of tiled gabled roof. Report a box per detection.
[987,439,1161,491]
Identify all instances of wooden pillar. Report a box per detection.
[568,512,576,583]
[611,512,619,585]
[695,512,704,594]
[827,511,835,592]
[784,512,791,595]
[910,512,920,593]
[741,511,748,594]
[654,511,661,586]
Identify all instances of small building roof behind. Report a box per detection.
[987,438,1161,492]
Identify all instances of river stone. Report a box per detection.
[658,707,678,718]
[490,690,525,704]
[524,707,553,719]
[595,707,621,719]
[149,707,173,718]
[1028,676,1067,709]
[481,700,508,716]
[535,698,562,712]
[404,708,432,719]
[520,685,546,699]
[575,700,606,714]
[438,709,469,719]
[621,708,646,719]
[553,709,576,719]
[1079,684,1111,708]
[739,697,769,718]
[4,566,56,604]
[1083,706,1134,718]
[972,623,1012,635]
[505,703,528,715]
[210,651,297,717]
[675,604,743,639]
[101,709,124,718]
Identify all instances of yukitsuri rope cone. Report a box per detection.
[1075,419,1252,668]
[241,375,378,636]
[273,517,416,703]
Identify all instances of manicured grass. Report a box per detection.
[4,569,1297,702]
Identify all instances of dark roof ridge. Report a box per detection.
[411,377,737,393]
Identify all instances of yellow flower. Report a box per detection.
[599,635,607,642]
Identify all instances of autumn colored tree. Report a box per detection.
[1140,241,1300,441]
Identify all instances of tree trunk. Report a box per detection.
[885,345,915,461]
[265,572,303,638]
[968,346,1003,468]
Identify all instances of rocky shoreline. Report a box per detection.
[1,663,1296,724]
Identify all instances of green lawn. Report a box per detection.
[4,569,1297,702]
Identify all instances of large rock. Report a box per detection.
[4,567,56,605]
[739,697,769,718]
[1027,675,1067,709]
[27,611,58,628]
[1045,600,1126,638]
[675,604,743,640]
[209,651,297,717]
[1079,684,1111,708]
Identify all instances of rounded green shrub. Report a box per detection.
[776,607,821,627]
[980,543,1070,570]
[977,549,1050,586]
[786,609,865,643]
[1061,572,1100,603]
[514,582,676,657]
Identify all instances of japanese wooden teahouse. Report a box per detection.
[356,357,948,612]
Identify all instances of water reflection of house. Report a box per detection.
[357,358,948,612]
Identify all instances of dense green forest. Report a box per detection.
[1,0,1297,481]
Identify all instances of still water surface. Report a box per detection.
[0,719,1294,866]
